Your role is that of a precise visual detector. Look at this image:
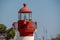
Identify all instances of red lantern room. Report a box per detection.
[18,3,32,20]
[18,2,37,36]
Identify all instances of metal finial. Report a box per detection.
[23,2,26,7]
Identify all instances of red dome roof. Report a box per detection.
[18,3,32,13]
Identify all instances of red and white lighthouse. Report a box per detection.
[13,2,37,40]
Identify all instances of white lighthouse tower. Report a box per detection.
[12,2,37,40]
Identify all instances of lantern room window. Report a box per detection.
[18,13,32,21]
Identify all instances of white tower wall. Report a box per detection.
[19,36,34,40]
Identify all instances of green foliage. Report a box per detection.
[7,28,15,38]
[0,24,6,33]
[0,24,15,39]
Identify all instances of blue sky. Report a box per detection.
[0,0,60,39]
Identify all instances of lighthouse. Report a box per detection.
[13,2,37,40]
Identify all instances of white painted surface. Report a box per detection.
[18,36,34,40]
